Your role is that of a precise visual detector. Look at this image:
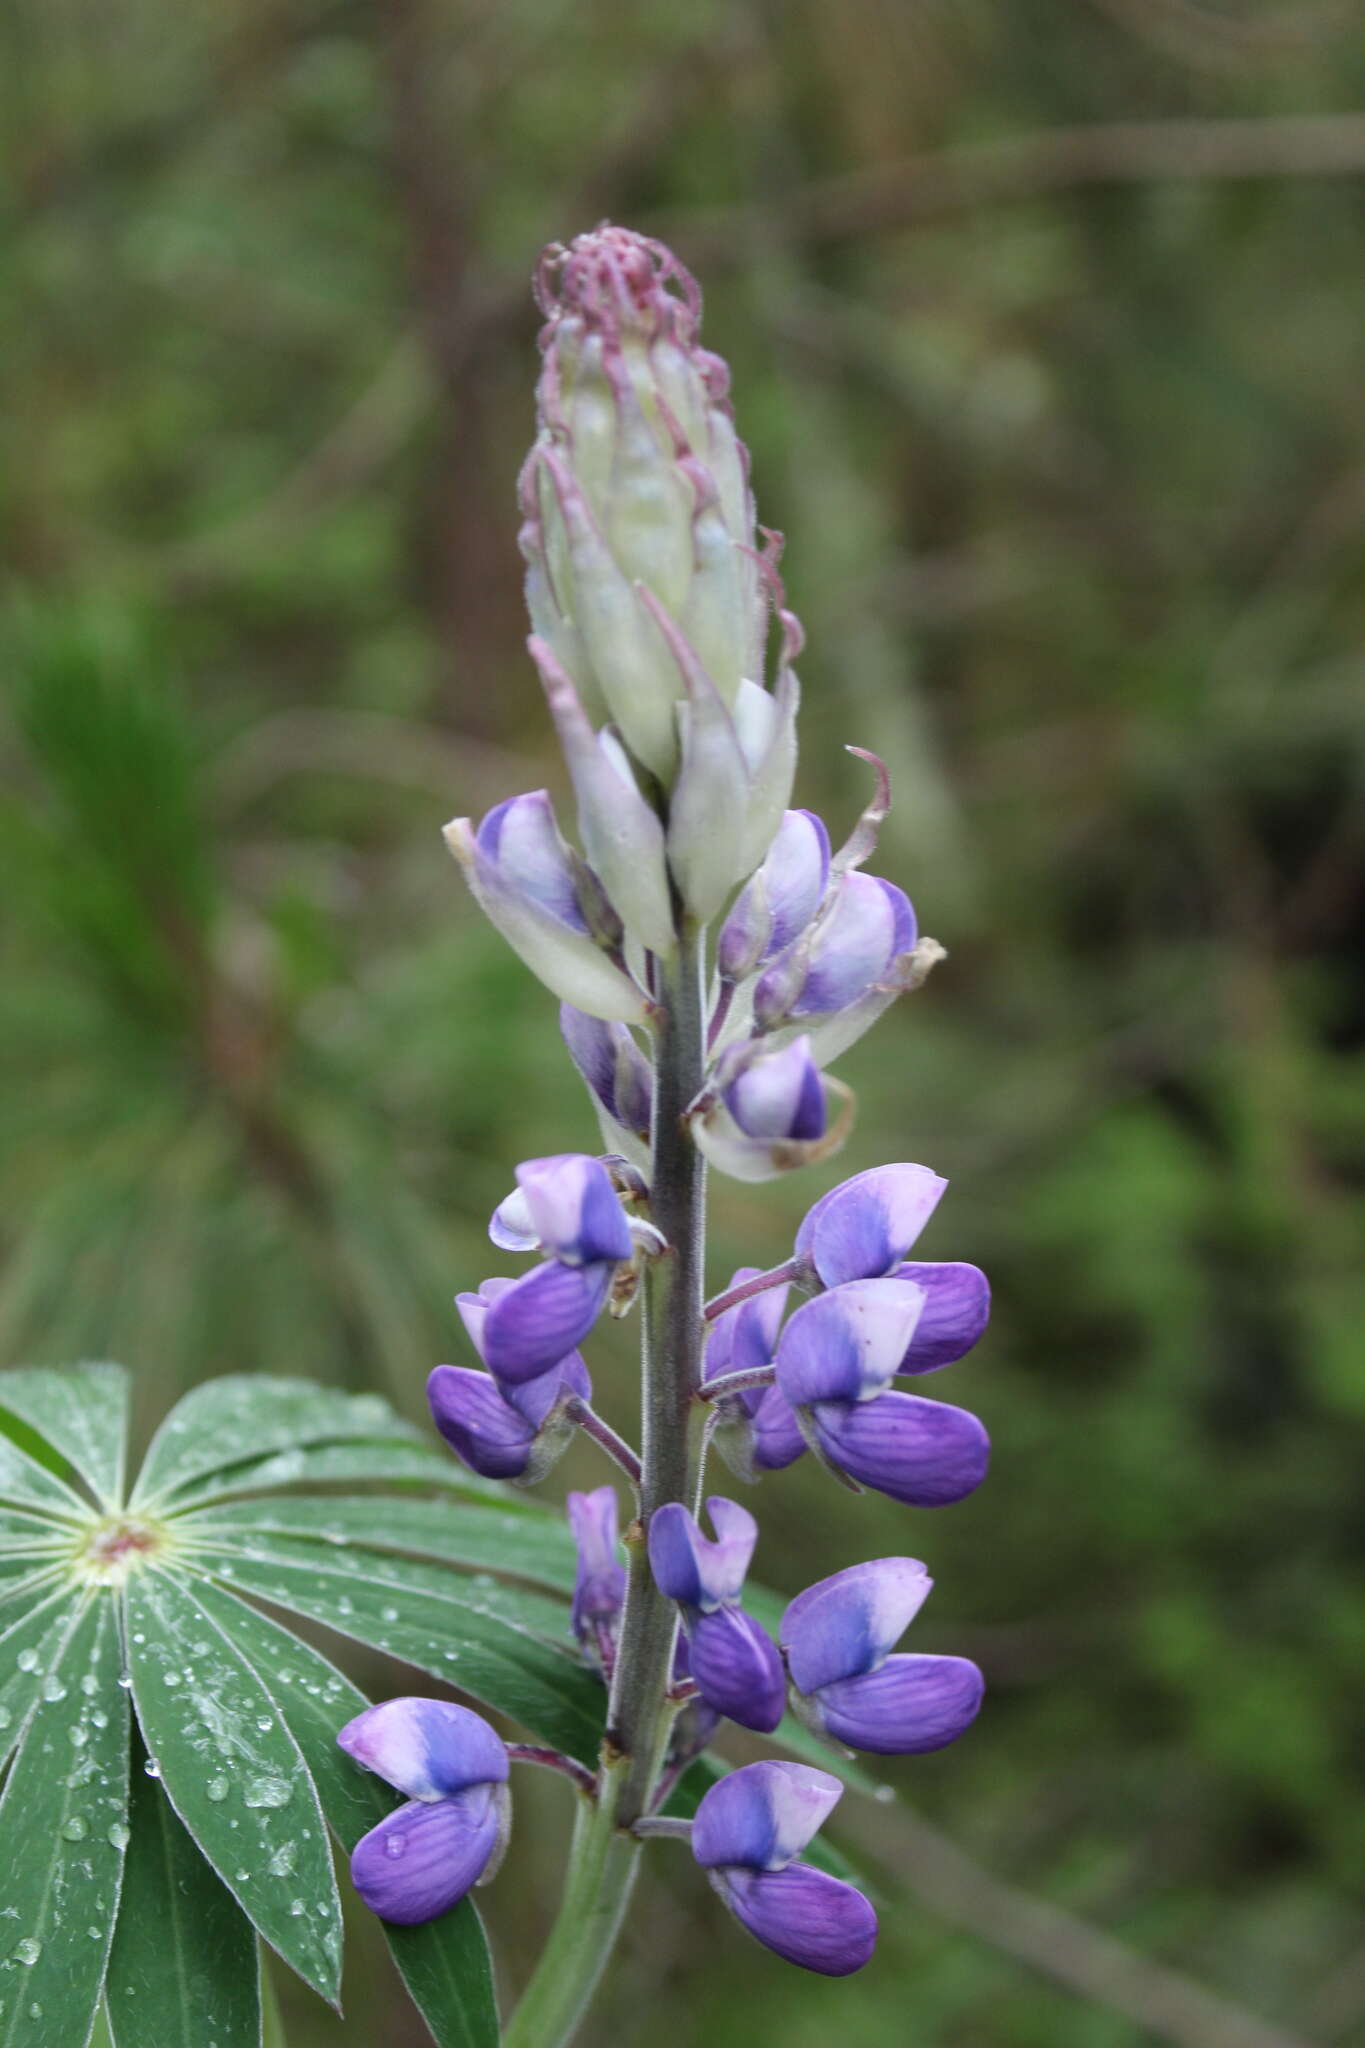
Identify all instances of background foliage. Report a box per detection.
[4,1,1364,2042]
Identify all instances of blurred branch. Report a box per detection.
[856,1801,1313,2048]
[658,113,1365,256]
[1081,0,1353,77]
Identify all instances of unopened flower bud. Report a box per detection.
[522,227,768,785]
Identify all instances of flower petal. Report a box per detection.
[715,1863,877,1976]
[349,1787,504,1925]
[514,1154,633,1266]
[426,1365,535,1481]
[489,1188,539,1253]
[782,1558,933,1694]
[775,1279,926,1407]
[704,1269,789,1385]
[648,1498,757,1609]
[750,1385,807,1471]
[568,1486,627,1641]
[337,1698,508,1801]
[892,1261,990,1371]
[560,1005,653,1143]
[687,1606,786,1733]
[481,1259,612,1382]
[814,1654,984,1756]
[795,1164,947,1286]
[813,1390,989,1507]
[692,1760,843,1871]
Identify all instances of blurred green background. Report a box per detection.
[4,2,1364,2043]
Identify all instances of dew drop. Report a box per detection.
[162,1672,182,1689]
[60,1817,87,1842]
[254,1717,272,1733]
[335,1597,353,1617]
[384,1832,407,1859]
[27,2003,42,2020]
[143,1760,160,1779]
[288,1899,305,1917]
[41,1675,67,1703]
[79,1675,99,1698]
[268,1842,296,1877]
[380,1606,398,1624]
[11,1939,40,1967]
[107,1824,130,1851]
[243,1777,291,1810]
[206,1776,229,1803]
[16,1652,38,1675]
[116,1674,132,1691]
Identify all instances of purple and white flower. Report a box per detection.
[691,1761,876,1976]
[704,1268,806,1482]
[425,1274,594,1482]
[648,1498,784,1732]
[443,791,646,1023]
[717,810,831,985]
[560,1005,653,1156]
[568,1485,627,1671]
[338,1699,510,1926]
[691,1036,853,1184]
[479,1155,633,1382]
[782,1559,984,1755]
[753,868,919,1063]
[792,1166,990,1369]
[775,1282,989,1506]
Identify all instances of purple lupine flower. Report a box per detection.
[670,1629,721,1752]
[426,1351,589,1483]
[775,1282,989,1506]
[691,1761,876,1977]
[792,1166,991,1371]
[479,1155,633,1382]
[705,1268,806,1482]
[648,1498,784,1732]
[425,1275,592,1481]
[717,810,831,984]
[691,1036,852,1184]
[568,1485,627,1671]
[338,1699,510,1926]
[443,791,646,1023]
[782,1559,984,1755]
[753,869,919,1065]
[560,1004,653,1154]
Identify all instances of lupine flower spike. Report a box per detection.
[337,223,993,2035]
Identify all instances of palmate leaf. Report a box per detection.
[0,1365,129,1509]
[131,1376,426,1507]
[159,1439,517,1514]
[104,1751,261,2048]
[0,1593,129,2048]
[179,1539,605,1763]
[176,1493,579,1593]
[124,1567,343,2006]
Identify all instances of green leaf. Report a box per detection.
[0,1587,95,1773]
[0,1427,91,1522]
[196,1579,500,2048]
[0,1593,130,2048]
[186,1541,604,1763]
[177,1494,577,1594]
[0,1507,75,1554]
[132,1378,421,1509]
[105,1749,261,2048]
[160,1440,514,1514]
[0,1366,128,1510]
[124,1568,342,2006]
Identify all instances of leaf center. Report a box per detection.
[73,1513,172,1586]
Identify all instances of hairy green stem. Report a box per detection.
[607,925,708,1825]
[504,928,708,2046]
[501,1767,641,2048]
